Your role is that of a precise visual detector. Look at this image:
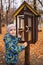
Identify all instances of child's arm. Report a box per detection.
[9,42,27,54]
[18,35,21,41]
[3,34,27,54]
[3,35,24,54]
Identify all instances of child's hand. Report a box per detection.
[23,42,27,47]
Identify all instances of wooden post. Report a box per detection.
[24,14,30,65]
[33,0,38,42]
[25,44,30,65]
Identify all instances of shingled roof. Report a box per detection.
[13,1,40,17]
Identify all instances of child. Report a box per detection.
[3,24,27,65]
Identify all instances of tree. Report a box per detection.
[0,0,3,34]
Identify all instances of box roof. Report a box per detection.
[13,1,40,17]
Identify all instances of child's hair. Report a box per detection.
[7,24,16,33]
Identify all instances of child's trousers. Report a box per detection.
[6,63,16,65]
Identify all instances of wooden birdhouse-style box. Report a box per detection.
[13,1,39,43]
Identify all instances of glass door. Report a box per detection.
[24,15,32,42]
[27,17,32,41]
[17,15,25,42]
[15,15,32,42]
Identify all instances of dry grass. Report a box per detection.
[0,26,43,65]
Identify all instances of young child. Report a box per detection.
[3,24,27,65]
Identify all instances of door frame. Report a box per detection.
[24,15,33,43]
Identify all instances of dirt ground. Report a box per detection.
[0,25,43,65]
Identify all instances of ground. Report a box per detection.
[0,25,43,65]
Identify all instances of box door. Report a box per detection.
[16,15,32,43]
[24,15,32,43]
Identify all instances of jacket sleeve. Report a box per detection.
[9,44,25,54]
[3,35,25,54]
[18,37,21,42]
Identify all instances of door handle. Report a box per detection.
[26,25,29,32]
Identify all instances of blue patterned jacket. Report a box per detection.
[3,33,24,64]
